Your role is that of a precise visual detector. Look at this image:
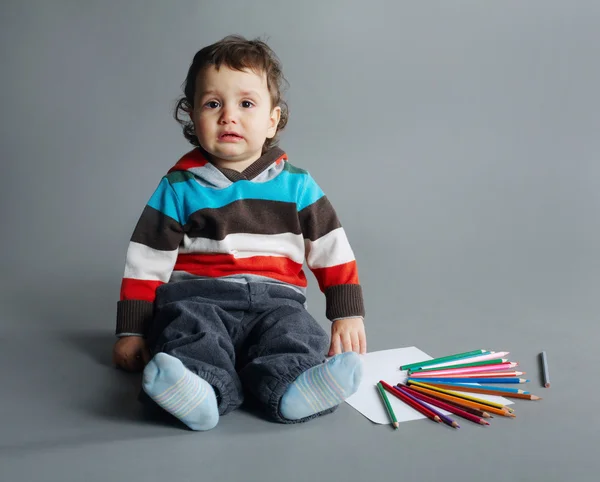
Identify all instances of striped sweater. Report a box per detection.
[116,147,364,335]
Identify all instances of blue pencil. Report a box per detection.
[407,377,529,384]
[415,382,530,394]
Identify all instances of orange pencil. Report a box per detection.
[407,381,514,411]
[407,384,515,417]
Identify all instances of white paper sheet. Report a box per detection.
[345,347,513,424]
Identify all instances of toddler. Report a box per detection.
[112,35,366,430]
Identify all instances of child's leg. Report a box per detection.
[237,286,362,423]
[143,281,252,429]
[143,352,219,431]
[278,351,362,421]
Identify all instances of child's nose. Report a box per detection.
[219,106,237,124]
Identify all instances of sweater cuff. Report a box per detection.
[324,284,365,321]
[116,300,154,336]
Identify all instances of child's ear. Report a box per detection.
[267,106,281,138]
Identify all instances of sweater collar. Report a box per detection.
[213,147,287,182]
[170,146,287,182]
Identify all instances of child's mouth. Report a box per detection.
[219,133,243,141]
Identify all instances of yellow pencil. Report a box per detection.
[407,380,512,410]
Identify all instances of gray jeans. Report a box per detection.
[143,277,335,423]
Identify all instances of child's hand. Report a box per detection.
[328,317,367,356]
[112,336,151,372]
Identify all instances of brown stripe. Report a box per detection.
[115,300,154,335]
[131,206,185,251]
[213,147,285,181]
[186,199,301,240]
[325,284,365,320]
[298,195,342,241]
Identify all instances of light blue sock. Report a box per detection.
[280,352,363,420]
[143,352,219,431]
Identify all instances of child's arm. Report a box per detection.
[297,173,366,354]
[113,335,151,372]
[115,176,185,338]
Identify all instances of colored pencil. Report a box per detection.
[400,349,488,371]
[414,371,525,378]
[418,382,529,393]
[402,388,493,418]
[540,351,551,388]
[395,385,460,428]
[379,380,442,423]
[406,384,515,417]
[406,381,509,409]
[419,382,542,400]
[399,385,489,425]
[408,377,529,384]
[410,358,510,374]
[405,362,517,378]
[415,352,510,370]
[376,382,399,429]
[428,399,493,418]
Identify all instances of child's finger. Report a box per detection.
[328,334,341,356]
[359,331,367,354]
[351,332,360,353]
[341,333,353,353]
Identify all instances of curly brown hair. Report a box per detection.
[174,35,289,153]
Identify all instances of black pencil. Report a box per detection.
[540,351,550,388]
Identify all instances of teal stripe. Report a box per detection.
[147,178,183,224]
[170,170,323,221]
[147,168,326,224]
[297,174,325,212]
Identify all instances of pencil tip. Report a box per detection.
[545,383,551,388]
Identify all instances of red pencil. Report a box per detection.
[400,384,490,426]
[379,380,442,423]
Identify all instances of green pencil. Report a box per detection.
[377,382,399,429]
[400,349,487,371]
[410,358,508,374]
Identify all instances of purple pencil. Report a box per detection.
[396,384,460,428]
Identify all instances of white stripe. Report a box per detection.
[180,232,305,264]
[123,241,178,281]
[305,228,355,269]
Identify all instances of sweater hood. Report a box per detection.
[168,147,287,187]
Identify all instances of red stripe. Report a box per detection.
[174,253,308,287]
[120,278,164,302]
[311,261,359,292]
[168,148,208,173]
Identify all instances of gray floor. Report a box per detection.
[3,1,600,481]
[1,277,598,482]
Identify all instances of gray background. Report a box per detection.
[1,0,598,481]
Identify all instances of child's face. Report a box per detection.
[192,66,281,170]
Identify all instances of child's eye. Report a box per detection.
[241,100,254,108]
[205,101,220,109]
